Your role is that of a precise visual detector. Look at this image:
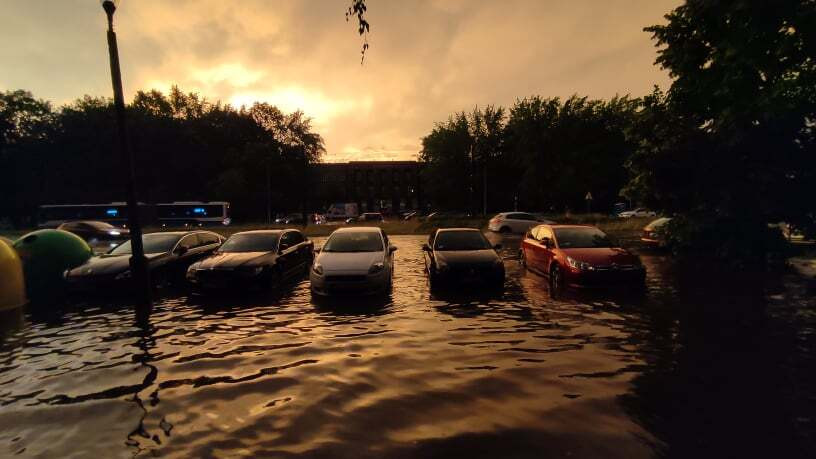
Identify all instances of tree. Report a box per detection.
[629,0,816,244]
[1,87,326,225]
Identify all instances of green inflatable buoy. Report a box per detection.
[13,229,93,300]
[0,238,27,311]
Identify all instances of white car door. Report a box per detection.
[509,213,537,233]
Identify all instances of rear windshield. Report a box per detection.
[553,228,612,249]
[434,231,491,251]
[323,232,383,252]
[219,233,279,253]
[110,233,183,255]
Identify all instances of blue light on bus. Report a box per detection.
[193,207,207,215]
[106,208,119,217]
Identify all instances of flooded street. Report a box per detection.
[0,234,814,458]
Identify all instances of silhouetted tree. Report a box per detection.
[0,87,325,225]
[627,0,816,245]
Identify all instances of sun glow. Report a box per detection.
[229,88,371,126]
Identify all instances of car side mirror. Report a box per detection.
[175,246,188,256]
[493,243,502,250]
[389,245,398,253]
[421,243,431,252]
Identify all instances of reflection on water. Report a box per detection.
[0,235,813,457]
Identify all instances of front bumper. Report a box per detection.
[432,265,504,288]
[564,266,646,288]
[187,268,263,289]
[310,270,390,296]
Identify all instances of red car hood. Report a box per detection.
[561,247,639,266]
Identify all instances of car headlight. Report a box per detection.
[566,256,593,271]
[369,262,384,274]
[312,263,324,275]
[115,270,132,280]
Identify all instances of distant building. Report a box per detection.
[312,161,423,214]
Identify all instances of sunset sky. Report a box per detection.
[1,0,678,162]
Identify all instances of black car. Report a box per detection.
[275,214,305,225]
[57,220,130,242]
[64,231,223,291]
[422,228,505,290]
[186,229,313,290]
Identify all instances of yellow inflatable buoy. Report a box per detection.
[0,238,27,311]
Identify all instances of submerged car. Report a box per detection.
[520,224,645,291]
[488,212,552,234]
[57,220,130,244]
[64,231,223,290]
[422,228,504,290]
[617,208,657,218]
[641,217,672,248]
[310,227,396,297]
[186,229,313,290]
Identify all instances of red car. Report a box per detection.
[520,224,645,291]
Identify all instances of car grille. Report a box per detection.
[325,275,367,282]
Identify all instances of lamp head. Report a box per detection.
[101,0,117,17]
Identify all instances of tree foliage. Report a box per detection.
[420,96,640,214]
[0,87,324,226]
[628,0,816,238]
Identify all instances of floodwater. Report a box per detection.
[0,235,814,458]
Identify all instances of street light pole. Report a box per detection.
[102,0,151,315]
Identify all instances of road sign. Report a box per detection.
[585,192,593,201]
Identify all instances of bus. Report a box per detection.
[37,201,230,228]
[156,202,231,227]
[37,203,152,228]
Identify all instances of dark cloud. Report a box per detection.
[0,0,678,161]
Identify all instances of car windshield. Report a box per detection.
[323,231,383,252]
[219,233,279,253]
[434,231,491,251]
[110,233,183,255]
[554,227,613,249]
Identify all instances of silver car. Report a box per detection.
[310,227,396,297]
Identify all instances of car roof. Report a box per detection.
[538,224,599,229]
[144,231,214,236]
[437,227,481,232]
[231,230,284,235]
[334,226,381,233]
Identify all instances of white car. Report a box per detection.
[310,227,396,297]
[618,208,657,218]
[488,212,552,234]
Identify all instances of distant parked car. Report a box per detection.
[187,229,313,290]
[64,231,223,291]
[275,214,305,225]
[425,211,471,221]
[310,227,396,297]
[488,212,552,234]
[422,228,504,290]
[520,224,645,292]
[57,221,130,243]
[641,217,672,248]
[346,212,384,224]
[617,208,657,218]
